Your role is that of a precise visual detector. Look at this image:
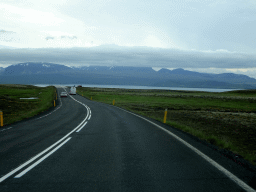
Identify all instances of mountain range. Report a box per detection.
[0,62,256,89]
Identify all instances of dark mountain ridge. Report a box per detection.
[3,62,71,75]
[0,62,256,89]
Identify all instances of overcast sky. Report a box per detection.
[1,0,256,78]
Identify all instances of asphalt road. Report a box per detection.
[0,87,255,192]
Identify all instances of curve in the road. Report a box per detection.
[115,106,256,192]
[0,88,91,183]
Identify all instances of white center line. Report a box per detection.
[0,87,90,183]
[76,121,87,132]
[15,137,72,178]
[0,118,85,183]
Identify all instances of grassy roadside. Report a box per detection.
[77,87,256,166]
[0,84,56,126]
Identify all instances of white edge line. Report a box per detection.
[115,106,256,192]
[76,122,88,132]
[0,98,89,183]
[15,137,72,178]
[0,127,12,132]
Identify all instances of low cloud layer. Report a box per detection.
[0,46,255,69]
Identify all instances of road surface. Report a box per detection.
[0,87,255,191]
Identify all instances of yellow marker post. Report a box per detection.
[82,94,83,96]
[163,108,167,123]
[91,96,92,100]
[0,111,3,127]
[54,100,56,107]
[113,99,115,105]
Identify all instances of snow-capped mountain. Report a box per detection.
[4,62,72,75]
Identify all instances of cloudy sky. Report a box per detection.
[1,0,256,78]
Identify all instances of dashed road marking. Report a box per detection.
[0,127,12,132]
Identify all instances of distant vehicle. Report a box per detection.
[60,92,68,97]
[69,86,76,95]
[77,85,82,87]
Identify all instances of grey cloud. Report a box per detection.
[61,36,77,40]
[45,36,54,40]
[0,46,255,69]
[0,29,16,34]
[0,29,16,42]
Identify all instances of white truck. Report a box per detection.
[69,86,76,95]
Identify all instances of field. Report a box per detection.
[0,84,56,125]
[77,87,256,166]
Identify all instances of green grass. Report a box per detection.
[0,84,56,125]
[77,87,256,166]
[79,88,256,112]
[2,85,255,165]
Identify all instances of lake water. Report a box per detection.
[33,84,242,92]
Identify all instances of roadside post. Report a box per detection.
[0,111,3,127]
[163,108,167,123]
[91,96,92,100]
[113,99,115,105]
[54,100,56,107]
